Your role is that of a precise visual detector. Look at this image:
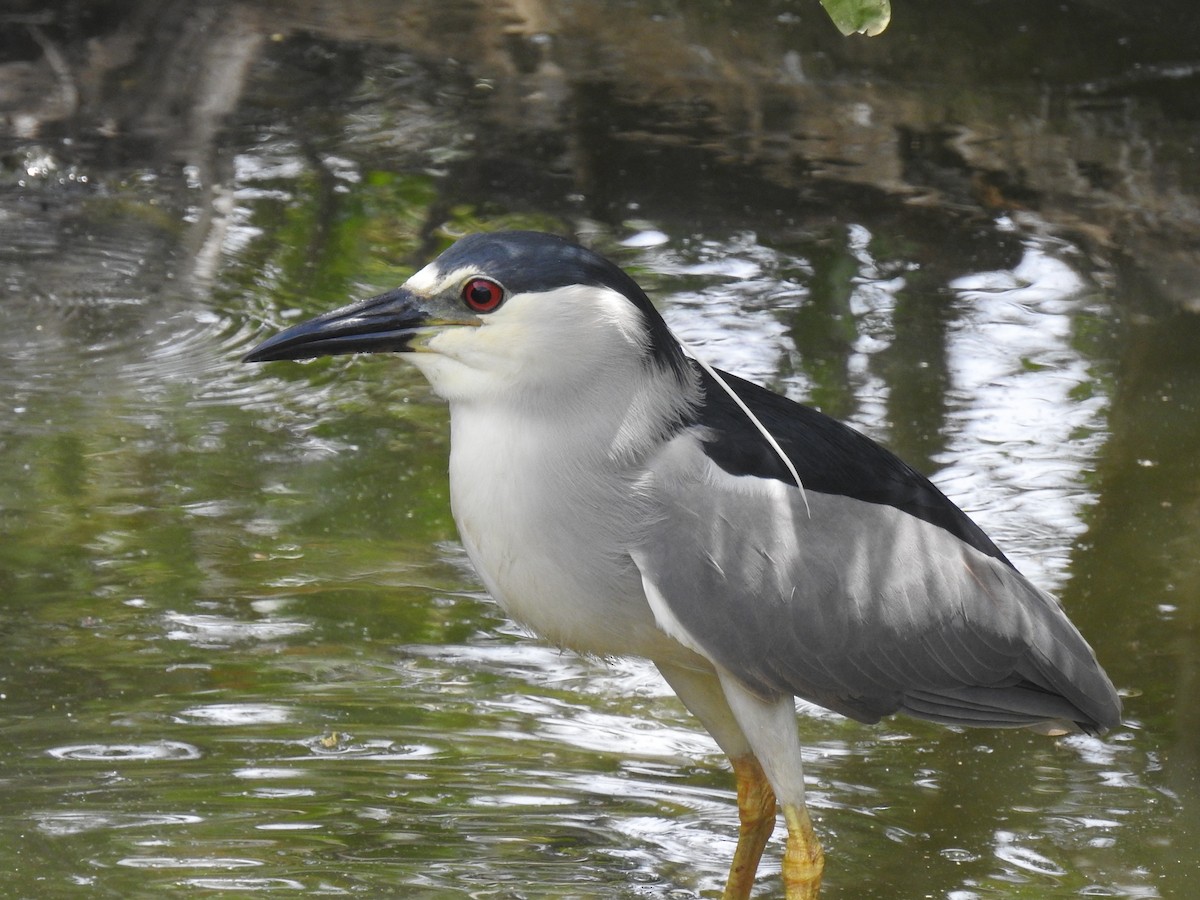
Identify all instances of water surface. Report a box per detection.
[2,3,1199,898]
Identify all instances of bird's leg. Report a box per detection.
[723,755,777,900]
[652,663,778,899]
[715,671,824,899]
[781,801,824,899]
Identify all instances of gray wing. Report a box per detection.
[632,437,1121,734]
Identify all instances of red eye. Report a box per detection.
[462,278,505,313]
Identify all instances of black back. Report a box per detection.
[694,366,1014,567]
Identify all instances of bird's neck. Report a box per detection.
[449,358,699,470]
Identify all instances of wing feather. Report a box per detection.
[633,433,1121,735]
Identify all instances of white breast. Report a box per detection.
[446,402,676,659]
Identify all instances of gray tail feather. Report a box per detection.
[900,614,1122,736]
[900,680,1116,735]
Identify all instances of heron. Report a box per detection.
[244,230,1121,898]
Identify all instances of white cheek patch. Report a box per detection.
[463,285,655,381]
[483,285,645,345]
[413,283,663,406]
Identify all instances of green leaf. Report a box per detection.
[820,0,892,36]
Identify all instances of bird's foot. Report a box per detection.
[782,803,824,899]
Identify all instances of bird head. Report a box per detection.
[244,231,691,409]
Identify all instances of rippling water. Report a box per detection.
[0,207,1169,898]
[3,18,1198,899]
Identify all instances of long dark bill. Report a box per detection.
[243,288,432,363]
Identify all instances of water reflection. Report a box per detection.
[46,742,202,762]
[0,221,1169,898]
[941,242,1111,586]
[35,811,205,836]
[3,3,1200,897]
[178,704,296,726]
[163,611,311,647]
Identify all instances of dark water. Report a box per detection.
[2,2,1199,897]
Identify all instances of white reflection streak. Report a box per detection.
[653,234,799,383]
[664,289,791,384]
[940,246,1105,587]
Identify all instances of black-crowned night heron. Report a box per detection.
[245,230,1121,899]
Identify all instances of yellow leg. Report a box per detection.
[722,755,778,900]
[782,802,824,899]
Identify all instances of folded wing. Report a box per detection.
[633,369,1121,734]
